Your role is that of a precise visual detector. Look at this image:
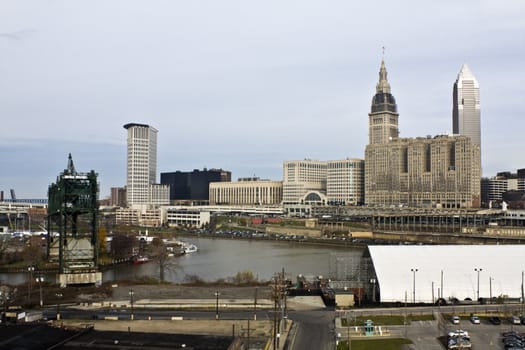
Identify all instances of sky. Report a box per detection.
[1,0,524,199]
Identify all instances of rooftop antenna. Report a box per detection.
[382,46,386,59]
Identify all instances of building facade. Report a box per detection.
[369,60,399,145]
[124,123,169,207]
[365,61,481,208]
[115,207,163,226]
[110,187,126,207]
[163,207,211,228]
[209,178,283,205]
[283,159,327,205]
[161,168,231,203]
[481,169,525,206]
[326,159,365,206]
[453,64,481,146]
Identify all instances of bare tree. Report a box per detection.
[110,234,137,259]
[148,238,173,283]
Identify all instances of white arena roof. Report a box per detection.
[368,245,525,303]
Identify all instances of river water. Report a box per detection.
[1,237,365,285]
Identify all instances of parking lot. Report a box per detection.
[406,316,525,350]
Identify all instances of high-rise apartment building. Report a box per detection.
[365,60,481,208]
[453,64,480,146]
[124,123,169,207]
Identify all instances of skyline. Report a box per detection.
[1,1,524,198]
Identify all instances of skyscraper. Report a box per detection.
[368,60,399,145]
[453,64,480,146]
[124,123,168,207]
[365,60,481,208]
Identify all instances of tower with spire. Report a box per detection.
[368,59,399,144]
[365,58,481,208]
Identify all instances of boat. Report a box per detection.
[181,243,198,254]
[132,256,150,264]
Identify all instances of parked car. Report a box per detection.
[488,316,501,325]
[448,330,469,338]
[521,315,525,325]
[451,315,460,324]
[470,315,480,324]
[511,315,521,325]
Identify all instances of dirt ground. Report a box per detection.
[9,281,271,308]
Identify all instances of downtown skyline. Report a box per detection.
[1,1,524,198]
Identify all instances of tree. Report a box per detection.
[98,227,107,256]
[148,237,171,283]
[110,234,137,259]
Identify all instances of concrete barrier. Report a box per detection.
[171,316,183,320]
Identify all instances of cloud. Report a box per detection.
[0,29,35,40]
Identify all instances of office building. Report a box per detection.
[365,60,481,208]
[326,159,365,206]
[453,64,481,146]
[283,159,327,205]
[163,208,211,228]
[481,169,525,206]
[161,168,231,203]
[124,123,169,207]
[209,178,283,205]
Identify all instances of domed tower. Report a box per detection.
[368,60,399,145]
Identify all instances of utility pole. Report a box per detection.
[254,286,257,321]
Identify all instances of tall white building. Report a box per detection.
[124,123,169,207]
[326,158,365,206]
[453,64,480,146]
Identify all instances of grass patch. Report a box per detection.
[342,314,433,326]
[337,338,412,350]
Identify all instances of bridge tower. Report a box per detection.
[47,154,101,286]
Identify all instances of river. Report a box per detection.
[1,237,365,285]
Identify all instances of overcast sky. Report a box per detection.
[1,0,524,198]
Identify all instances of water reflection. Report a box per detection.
[3,237,364,285]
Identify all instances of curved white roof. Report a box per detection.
[368,245,525,303]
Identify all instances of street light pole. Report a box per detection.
[56,292,63,320]
[370,278,376,303]
[36,273,44,307]
[129,289,134,320]
[27,266,34,304]
[489,276,493,304]
[254,287,257,321]
[411,268,418,304]
[475,268,483,302]
[215,290,220,320]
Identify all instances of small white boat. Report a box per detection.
[181,243,198,254]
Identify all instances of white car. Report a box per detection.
[448,330,469,338]
[451,316,460,324]
[511,316,521,325]
[470,316,480,324]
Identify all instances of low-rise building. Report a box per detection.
[209,178,282,205]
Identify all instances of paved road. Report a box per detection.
[287,310,336,350]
